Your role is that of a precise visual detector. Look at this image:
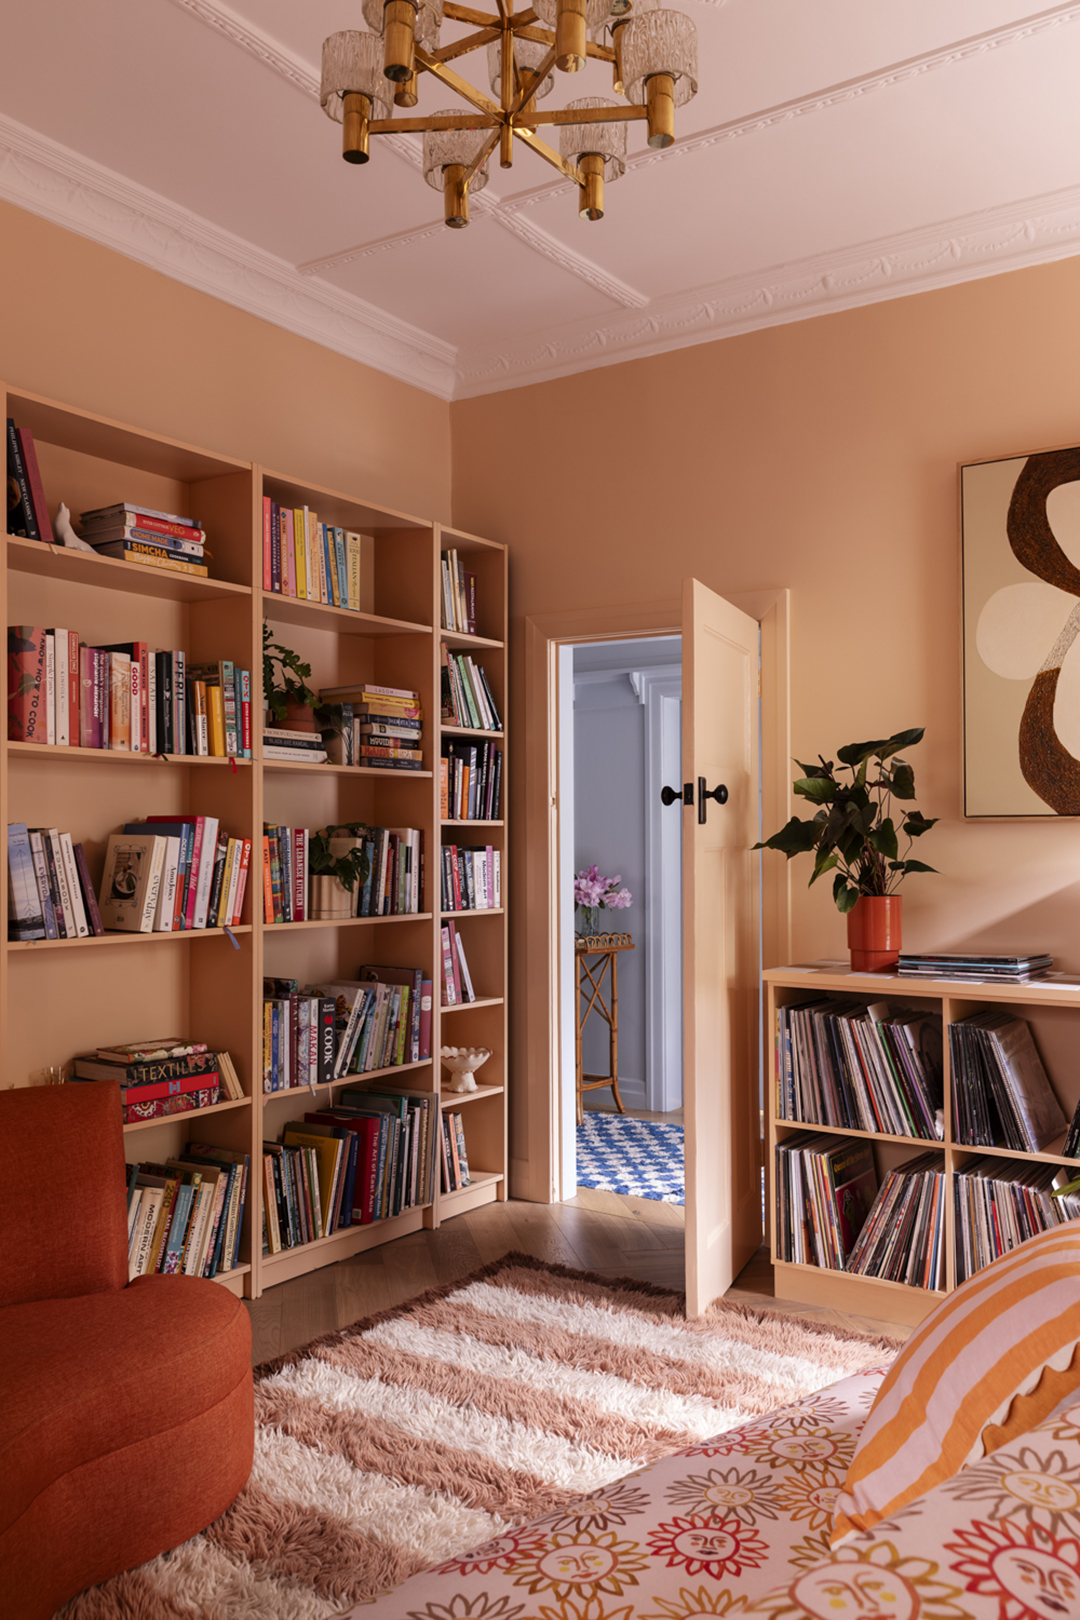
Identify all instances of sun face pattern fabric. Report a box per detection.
[832,1220,1080,1542]
[576,1113,685,1203]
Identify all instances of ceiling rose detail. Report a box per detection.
[318,0,698,228]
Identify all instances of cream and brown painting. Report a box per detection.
[962,447,1080,817]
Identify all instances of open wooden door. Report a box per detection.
[682,579,762,1316]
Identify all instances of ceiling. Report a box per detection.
[2,1,1080,400]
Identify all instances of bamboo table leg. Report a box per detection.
[576,943,632,1121]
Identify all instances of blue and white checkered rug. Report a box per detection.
[576,1112,685,1204]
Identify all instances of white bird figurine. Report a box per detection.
[53,502,95,552]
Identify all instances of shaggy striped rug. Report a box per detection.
[58,1253,899,1619]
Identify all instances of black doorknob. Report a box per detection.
[697,778,729,823]
[660,783,694,807]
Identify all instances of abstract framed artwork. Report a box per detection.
[962,445,1080,817]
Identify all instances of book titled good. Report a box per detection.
[98,832,166,931]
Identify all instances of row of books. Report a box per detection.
[79,503,209,579]
[954,1158,1080,1283]
[262,1091,437,1249]
[320,695,425,770]
[441,920,477,1006]
[442,842,502,912]
[949,1011,1072,1154]
[440,1110,472,1192]
[7,627,251,757]
[775,999,944,1141]
[6,419,51,542]
[262,498,366,608]
[441,548,478,635]
[441,649,501,732]
[100,818,251,934]
[8,822,102,941]
[845,1153,946,1290]
[441,740,502,821]
[71,1039,243,1124]
[262,824,423,923]
[262,967,432,1090]
[774,1133,878,1269]
[127,1143,249,1279]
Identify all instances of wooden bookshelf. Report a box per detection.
[765,962,1080,1327]
[1,383,508,1297]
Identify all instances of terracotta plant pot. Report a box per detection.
[847,895,902,972]
[310,873,355,920]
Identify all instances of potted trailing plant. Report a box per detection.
[754,727,938,971]
[308,823,371,920]
[263,622,320,730]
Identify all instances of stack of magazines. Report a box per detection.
[897,952,1052,982]
[949,1011,1066,1151]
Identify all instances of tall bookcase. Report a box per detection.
[765,962,1080,1327]
[1,383,508,1298]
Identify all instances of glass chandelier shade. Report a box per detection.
[487,37,556,100]
[422,114,493,194]
[362,0,444,48]
[532,0,613,29]
[620,8,698,106]
[558,97,627,178]
[320,31,394,122]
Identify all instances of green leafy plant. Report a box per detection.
[308,824,370,892]
[262,622,319,725]
[754,727,938,913]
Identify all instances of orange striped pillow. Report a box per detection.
[832,1221,1080,1542]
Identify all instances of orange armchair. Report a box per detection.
[0,1082,254,1620]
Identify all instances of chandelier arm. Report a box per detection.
[433,25,502,62]
[508,22,615,62]
[530,103,648,124]
[368,113,499,132]
[443,2,503,26]
[508,44,557,119]
[513,126,584,184]
[461,125,504,187]
[415,45,506,118]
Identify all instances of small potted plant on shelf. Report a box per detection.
[308,824,371,920]
[263,623,320,730]
[573,865,633,947]
[754,727,938,971]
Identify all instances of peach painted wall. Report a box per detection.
[451,255,1080,992]
[0,201,452,519]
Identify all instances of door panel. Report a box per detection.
[683,579,761,1316]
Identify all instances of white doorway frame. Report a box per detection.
[634,663,684,1114]
[514,591,791,1207]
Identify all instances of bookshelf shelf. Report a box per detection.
[3,382,508,1297]
[441,819,503,828]
[441,908,504,918]
[7,925,253,952]
[441,995,504,1013]
[765,963,1080,1327]
[440,1083,504,1106]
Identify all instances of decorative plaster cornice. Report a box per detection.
[0,112,457,399]
[454,182,1080,395]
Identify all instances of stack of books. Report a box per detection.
[897,952,1053,982]
[441,842,501,912]
[441,649,501,731]
[261,726,327,764]
[845,1152,946,1289]
[79,503,208,579]
[262,499,367,608]
[774,1133,878,1269]
[440,1110,472,1192]
[949,1011,1066,1151]
[440,548,477,634]
[774,998,943,1139]
[8,822,103,941]
[262,967,431,1091]
[318,683,424,770]
[7,627,252,757]
[441,739,502,820]
[261,823,422,923]
[98,817,251,934]
[70,1037,243,1124]
[954,1158,1080,1282]
[127,1140,249,1279]
[5,420,51,541]
[440,920,476,1005]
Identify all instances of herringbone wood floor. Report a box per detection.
[245,1187,910,1363]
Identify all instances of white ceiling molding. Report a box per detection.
[165,0,318,99]
[455,180,1080,396]
[0,111,457,399]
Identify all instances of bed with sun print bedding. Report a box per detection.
[347,1362,1080,1620]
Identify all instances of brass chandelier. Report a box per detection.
[319,0,698,228]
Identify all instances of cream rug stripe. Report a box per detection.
[56,1251,902,1620]
[362,1315,756,1438]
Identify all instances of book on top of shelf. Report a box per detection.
[81,502,199,530]
[897,952,1053,982]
